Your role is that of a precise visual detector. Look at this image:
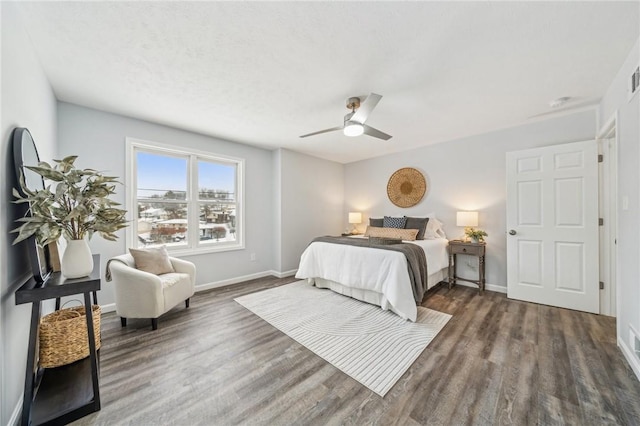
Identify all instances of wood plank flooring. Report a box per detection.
[73,277,640,425]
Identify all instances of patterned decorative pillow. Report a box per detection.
[129,246,175,275]
[369,217,384,227]
[383,216,407,228]
[364,226,419,241]
[405,217,430,240]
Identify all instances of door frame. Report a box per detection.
[597,112,618,317]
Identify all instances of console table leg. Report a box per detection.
[21,301,41,426]
[84,292,101,410]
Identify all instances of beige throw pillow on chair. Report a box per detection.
[129,246,175,275]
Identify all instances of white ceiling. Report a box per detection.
[15,1,639,164]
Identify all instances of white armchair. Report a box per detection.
[106,254,196,330]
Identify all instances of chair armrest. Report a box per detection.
[109,261,164,318]
[170,257,196,285]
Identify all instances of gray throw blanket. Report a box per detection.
[105,258,128,282]
[311,236,428,303]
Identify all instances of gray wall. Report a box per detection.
[344,110,596,290]
[1,3,58,424]
[275,148,344,272]
[57,102,275,306]
[598,37,640,376]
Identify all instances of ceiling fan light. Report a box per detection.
[344,121,364,137]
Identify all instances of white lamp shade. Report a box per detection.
[348,212,362,224]
[456,211,478,227]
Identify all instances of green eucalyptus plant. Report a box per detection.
[12,156,128,247]
[464,227,488,242]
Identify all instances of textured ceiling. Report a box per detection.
[15,1,640,163]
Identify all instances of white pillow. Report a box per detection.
[424,213,447,239]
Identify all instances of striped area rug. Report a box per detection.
[234,281,451,397]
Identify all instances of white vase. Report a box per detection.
[61,239,94,278]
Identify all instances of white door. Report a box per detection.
[506,140,599,313]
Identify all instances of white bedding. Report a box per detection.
[295,237,449,321]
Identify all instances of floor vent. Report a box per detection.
[630,65,640,101]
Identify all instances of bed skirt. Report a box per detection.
[309,267,448,317]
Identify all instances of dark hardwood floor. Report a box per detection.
[73,277,640,425]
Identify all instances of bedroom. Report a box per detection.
[1,1,640,424]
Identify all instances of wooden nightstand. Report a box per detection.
[448,240,486,293]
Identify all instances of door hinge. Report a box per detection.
[599,281,604,290]
[598,154,604,163]
[599,218,604,226]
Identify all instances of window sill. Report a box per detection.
[165,242,245,258]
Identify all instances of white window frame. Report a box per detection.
[125,137,245,256]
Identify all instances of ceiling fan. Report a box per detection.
[299,93,392,140]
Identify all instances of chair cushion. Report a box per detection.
[159,272,190,289]
[159,272,194,311]
[129,246,175,275]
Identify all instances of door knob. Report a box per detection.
[509,230,517,235]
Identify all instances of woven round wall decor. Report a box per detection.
[387,167,427,208]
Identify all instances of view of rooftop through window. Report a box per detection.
[135,150,239,249]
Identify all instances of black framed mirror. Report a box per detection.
[13,127,52,282]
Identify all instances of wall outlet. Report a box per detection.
[250,253,256,261]
[622,196,629,211]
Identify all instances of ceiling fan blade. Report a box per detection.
[351,93,382,123]
[299,126,343,138]
[363,125,392,140]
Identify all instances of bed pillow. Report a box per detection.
[369,217,384,227]
[364,226,419,241]
[129,246,175,275]
[424,215,446,239]
[383,216,407,228]
[404,217,429,240]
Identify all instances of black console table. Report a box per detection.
[15,254,101,426]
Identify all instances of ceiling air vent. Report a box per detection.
[630,65,640,101]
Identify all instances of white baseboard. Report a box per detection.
[9,396,23,426]
[453,281,507,294]
[100,303,116,314]
[618,335,640,382]
[100,270,299,312]
[195,270,276,292]
[271,269,297,278]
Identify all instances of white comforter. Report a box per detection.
[295,237,449,321]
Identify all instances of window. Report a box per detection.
[126,139,244,254]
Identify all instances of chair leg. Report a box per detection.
[120,317,127,327]
[151,318,158,330]
[185,298,190,308]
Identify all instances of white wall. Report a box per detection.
[275,148,344,272]
[345,110,596,291]
[598,37,640,379]
[57,102,274,306]
[1,3,58,424]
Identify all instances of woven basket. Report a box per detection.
[38,305,101,368]
[387,167,427,208]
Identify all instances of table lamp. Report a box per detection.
[348,212,362,234]
[456,211,478,241]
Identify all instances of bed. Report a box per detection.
[295,236,449,321]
